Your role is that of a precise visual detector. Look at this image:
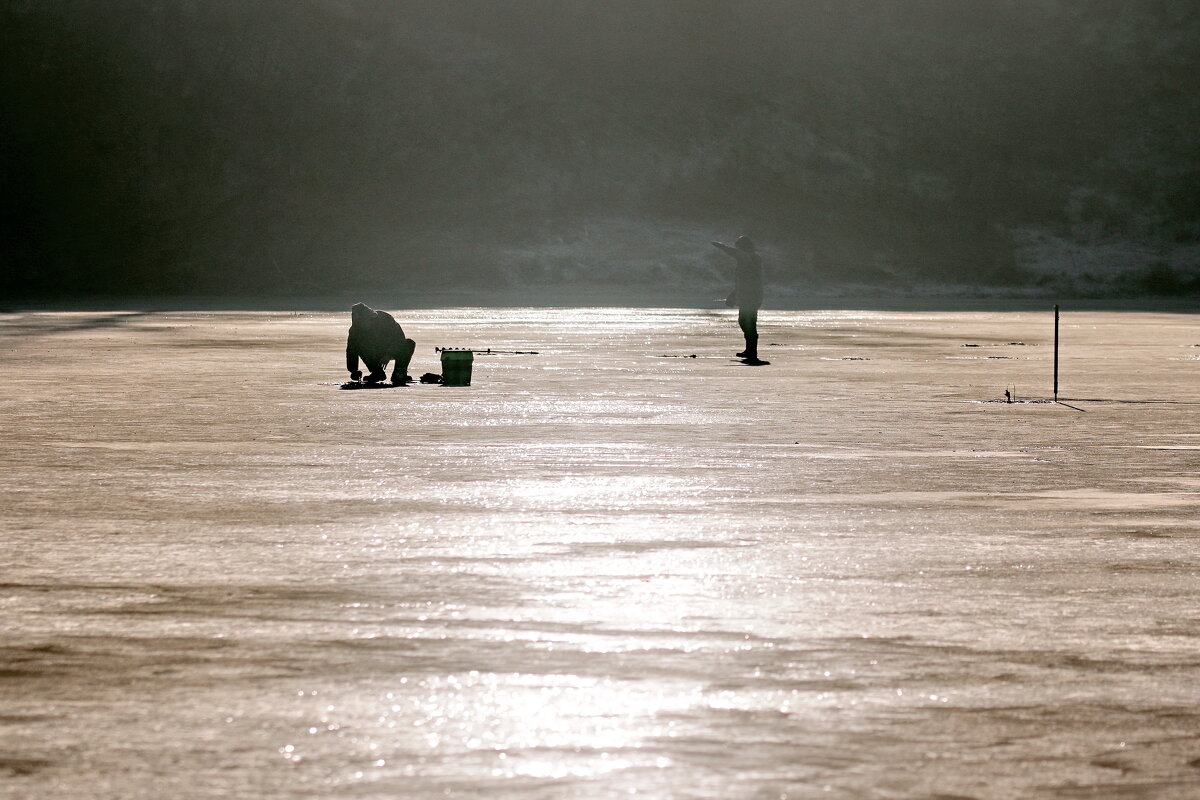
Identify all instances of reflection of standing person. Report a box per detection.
[711,235,763,361]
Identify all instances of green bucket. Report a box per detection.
[440,349,474,386]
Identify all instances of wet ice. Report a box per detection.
[1,308,1199,798]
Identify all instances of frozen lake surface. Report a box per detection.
[2,307,1199,799]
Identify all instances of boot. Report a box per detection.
[743,337,758,361]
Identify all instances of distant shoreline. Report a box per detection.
[4,289,1197,314]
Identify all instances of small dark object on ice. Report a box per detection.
[1005,390,1012,403]
[419,373,443,384]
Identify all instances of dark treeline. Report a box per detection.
[2,1,1198,298]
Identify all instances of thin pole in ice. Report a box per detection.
[1053,304,1060,402]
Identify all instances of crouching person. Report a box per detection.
[346,302,416,384]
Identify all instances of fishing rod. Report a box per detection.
[434,347,539,355]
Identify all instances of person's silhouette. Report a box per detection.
[346,302,416,384]
[711,235,763,361]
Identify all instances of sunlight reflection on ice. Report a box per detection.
[6,308,1200,798]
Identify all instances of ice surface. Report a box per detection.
[1,307,1199,799]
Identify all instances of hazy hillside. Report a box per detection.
[3,0,1198,299]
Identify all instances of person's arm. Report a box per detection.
[346,334,362,380]
[713,242,739,304]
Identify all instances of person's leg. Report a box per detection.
[738,308,759,360]
[363,356,387,383]
[390,338,416,383]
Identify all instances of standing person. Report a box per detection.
[346,302,416,384]
[711,235,764,362]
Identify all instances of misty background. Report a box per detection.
[3,0,1198,301]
